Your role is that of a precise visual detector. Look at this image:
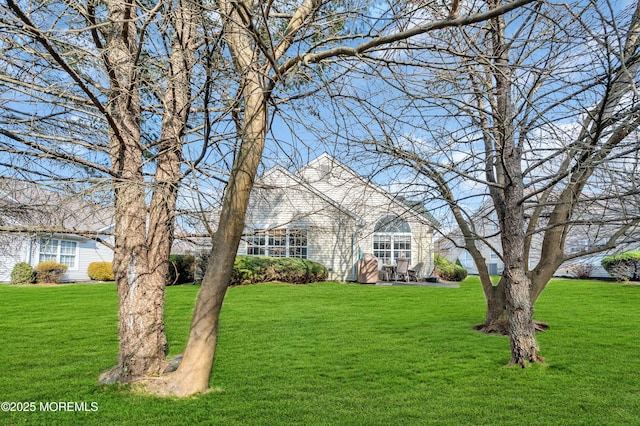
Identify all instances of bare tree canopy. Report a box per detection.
[302,0,640,365]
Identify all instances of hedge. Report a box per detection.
[230,255,328,286]
[183,254,328,286]
[87,262,115,281]
[601,251,640,281]
[433,254,468,281]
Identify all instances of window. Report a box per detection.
[247,228,308,258]
[373,216,411,265]
[39,239,78,269]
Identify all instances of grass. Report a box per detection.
[0,278,639,425]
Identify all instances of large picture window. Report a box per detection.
[247,228,308,259]
[39,239,78,269]
[373,216,411,265]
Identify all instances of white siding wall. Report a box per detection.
[246,168,357,281]
[0,234,114,283]
[0,235,31,282]
[299,155,435,278]
[67,238,114,281]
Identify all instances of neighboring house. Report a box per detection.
[436,196,640,279]
[0,178,114,282]
[435,203,504,276]
[237,154,439,281]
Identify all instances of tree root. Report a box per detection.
[98,366,128,385]
[474,320,549,335]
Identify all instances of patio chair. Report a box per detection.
[408,262,423,281]
[377,258,390,281]
[395,258,410,282]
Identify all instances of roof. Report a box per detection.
[257,165,361,221]
[297,153,440,227]
[0,178,114,235]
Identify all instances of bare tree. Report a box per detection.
[308,0,640,366]
[1,0,217,382]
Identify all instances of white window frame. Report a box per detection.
[246,228,308,259]
[372,216,412,265]
[39,238,79,270]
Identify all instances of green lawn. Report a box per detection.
[0,278,638,425]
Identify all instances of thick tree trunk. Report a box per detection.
[98,0,196,383]
[485,0,541,366]
[500,185,542,366]
[99,181,169,384]
[504,268,541,366]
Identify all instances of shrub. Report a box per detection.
[166,255,195,285]
[87,262,114,281]
[193,251,209,282]
[434,254,468,282]
[601,251,640,281]
[230,255,328,286]
[35,261,68,283]
[192,254,328,286]
[10,262,35,285]
[568,263,595,279]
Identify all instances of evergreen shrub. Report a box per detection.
[35,261,68,283]
[87,262,115,281]
[434,254,468,281]
[193,254,328,286]
[230,255,328,286]
[10,262,35,285]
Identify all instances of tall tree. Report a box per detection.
[310,0,640,365]
[1,0,210,382]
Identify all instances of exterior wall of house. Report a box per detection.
[242,167,358,281]
[299,155,436,278]
[0,233,113,283]
[354,217,434,278]
[0,234,31,282]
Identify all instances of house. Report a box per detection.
[238,154,439,281]
[2,154,440,283]
[0,178,114,282]
[435,195,640,279]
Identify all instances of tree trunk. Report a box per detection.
[98,0,197,383]
[146,65,268,395]
[487,0,541,366]
[99,182,169,383]
[500,183,542,366]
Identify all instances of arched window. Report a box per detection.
[373,216,411,265]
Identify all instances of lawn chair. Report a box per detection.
[377,258,390,281]
[408,262,423,281]
[395,258,410,282]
